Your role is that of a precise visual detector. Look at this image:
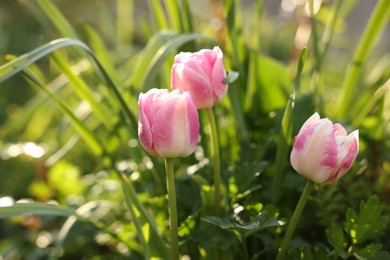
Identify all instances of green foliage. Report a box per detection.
[0,0,389,259]
[203,210,285,242]
[345,196,388,245]
[325,195,390,259]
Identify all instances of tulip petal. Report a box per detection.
[211,48,227,103]
[138,90,168,157]
[297,112,321,136]
[333,123,347,136]
[171,47,228,109]
[325,130,359,183]
[291,119,336,183]
[171,63,214,108]
[151,92,198,158]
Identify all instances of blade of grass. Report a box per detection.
[336,0,390,118]
[36,0,78,38]
[120,175,150,259]
[148,0,169,30]
[166,0,183,31]
[308,0,321,71]
[119,172,170,259]
[223,0,250,144]
[352,79,390,127]
[384,81,390,137]
[181,0,194,33]
[20,68,104,156]
[83,25,122,110]
[295,47,307,93]
[51,52,113,129]
[117,0,134,45]
[56,201,139,257]
[318,0,342,70]
[0,38,137,131]
[272,92,295,203]
[0,201,133,253]
[140,33,214,90]
[273,48,306,203]
[0,203,76,218]
[244,53,258,112]
[126,31,178,87]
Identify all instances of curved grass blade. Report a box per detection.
[126,31,178,87]
[120,173,170,259]
[0,38,137,131]
[353,79,390,127]
[166,0,183,32]
[21,68,104,156]
[336,0,390,118]
[272,91,295,203]
[272,48,306,202]
[0,201,135,254]
[51,52,113,129]
[55,201,138,255]
[148,0,169,30]
[295,47,307,93]
[1,57,91,138]
[36,0,78,38]
[141,33,214,90]
[0,203,76,218]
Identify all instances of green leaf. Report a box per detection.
[140,33,214,90]
[344,195,389,245]
[0,38,137,130]
[244,212,286,238]
[51,52,113,129]
[336,0,390,118]
[166,0,183,31]
[222,70,239,84]
[202,211,285,241]
[149,0,169,30]
[325,223,348,259]
[272,91,295,202]
[353,243,390,260]
[233,161,268,193]
[295,47,307,92]
[0,203,76,218]
[247,54,294,112]
[36,0,79,38]
[20,69,105,156]
[120,173,169,259]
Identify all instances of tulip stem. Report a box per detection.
[276,180,314,260]
[165,158,179,260]
[206,108,222,217]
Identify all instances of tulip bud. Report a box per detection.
[138,88,200,158]
[171,46,228,109]
[290,113,359,183]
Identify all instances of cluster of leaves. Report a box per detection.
[290,196,389,260]
[0,0,389,259]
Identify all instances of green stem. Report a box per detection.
[119,175,149,259]
[318,0,342,71]
[165,158,179,260]
[336,0,390,118]
[206,108,222,217]
[242,238,249,260]
[308,0,321,71]
[276,180,314,260]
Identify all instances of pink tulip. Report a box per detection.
[171,46,228,109]
[290,113,359,183]
[138,88,199,158]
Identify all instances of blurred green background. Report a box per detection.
[0,0,389,259]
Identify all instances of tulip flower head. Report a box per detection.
[171,46,227,109]
[290,113,359,183]
[138,88,199,158]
